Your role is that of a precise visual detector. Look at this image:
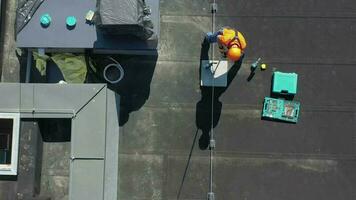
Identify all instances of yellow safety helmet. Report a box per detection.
[227,45,242,61]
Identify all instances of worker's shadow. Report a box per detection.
[195,39,244,150]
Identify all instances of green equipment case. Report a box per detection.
[272,71,298,95]
[262,97,300,123]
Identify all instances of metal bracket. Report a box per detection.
[207,192,215,200]
[143,6,151,15]
[209,139,216,149]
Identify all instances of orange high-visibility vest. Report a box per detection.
[217,28,247,52]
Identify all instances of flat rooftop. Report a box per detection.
[1,0,356,199]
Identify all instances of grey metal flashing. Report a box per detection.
[71,85,106,158]
[104,90,119,200]
[69,159,105,200]
[0,83,119,200]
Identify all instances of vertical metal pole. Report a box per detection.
[208,1,217,200]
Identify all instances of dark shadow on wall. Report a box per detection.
[38,118,71,142]
[18,51,157,126]
[196,39,244,150]
[88,54,158,126]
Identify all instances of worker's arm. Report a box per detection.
[237,31,247,50]
[216,29,224,42]
[206,29,224,43]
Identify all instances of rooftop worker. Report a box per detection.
[205,27,247,62]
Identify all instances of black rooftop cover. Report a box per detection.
[96,0,154,40]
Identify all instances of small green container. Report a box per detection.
[66,16,77,27]
[272,71,298,95]
[40,14,52,27]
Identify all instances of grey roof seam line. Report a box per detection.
[141,103,356,111]
[161,14,356,19]
[18,109,75,114]
[155,59,356,66]
[117,151,356,161]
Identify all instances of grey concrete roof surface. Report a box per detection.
[117,0,356,199]
[1,0,356,199]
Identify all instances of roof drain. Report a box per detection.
[103,57,125,84]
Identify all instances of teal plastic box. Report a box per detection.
[262,97,300,123]
[272,71,298,95]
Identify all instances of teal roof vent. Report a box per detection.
[66,16,77,28]
[40,14,52,27]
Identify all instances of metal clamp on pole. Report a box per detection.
[209,139,216,149]
[207,192,215,200]
[210,3,218,13]
[70,156,76,161]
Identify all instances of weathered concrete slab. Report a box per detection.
[0,0,20,82]
[119,105,356,155]
[148,61,201,105]
[40,143,70,200]
[146,61,356,109]
[118,154,165,199]
[17,120,43,198]
[118,154,356,200]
